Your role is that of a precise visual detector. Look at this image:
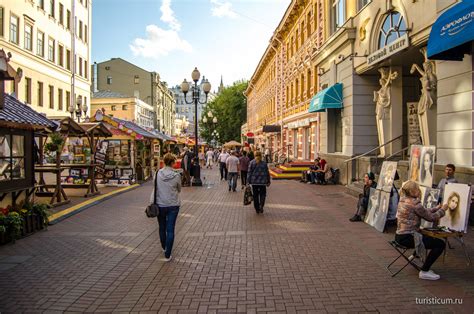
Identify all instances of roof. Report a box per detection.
[93,90,131,99]
[79,122,113,138]
[0,93,56,130]
[111,117,161,139]
[149,129,175,142]
[50,117,87,136]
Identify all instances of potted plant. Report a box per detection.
[0,214,7,244]
[44,133,65,154]
[32,203,50,229]
[6,212,23,243]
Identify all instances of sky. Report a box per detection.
[92,0,290,91]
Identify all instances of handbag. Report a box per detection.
[145,171,159,218]
[243,185,253,206]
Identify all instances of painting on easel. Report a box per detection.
[439,183,472,233]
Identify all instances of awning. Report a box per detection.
[308,83,343,113]
[262,125,281,133]
[427,1,474,60]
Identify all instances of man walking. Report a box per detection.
[239,151,250,188]
[226,151,240,192]
[218,149,230,180]
[180,147,192,186]
[206,148,214,169]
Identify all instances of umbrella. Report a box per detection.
[223,140,242,147]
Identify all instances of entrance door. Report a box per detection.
[292,129,298,158]
[304,128,310,160]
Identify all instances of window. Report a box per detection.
[48,37,55,62]
[300,21,305,44]
[37,82,43,107]
[122,105,128,110]
[358,0,370,11]
[58,88,63,110]
[24,24,33,51]
[49,0,55,18]
[0,7,4,37]
[134,75,139,84]
[37,30,44,57]
[66,90,70,111]
[66,10,71,30]
[111,105,116,111]
[331,0,346,34]
[25,77,32,104]
[0,133,26,183]
[379,11,407,48]
[295,29,299,51]
[59,3,64,25]
[328,108,343,153]
[84,24,87,43]
[9,14,19,44]
[66,49,71,70]
[58,44,64,67]
[307,69,311,96]
[38,0,44,10]
[306,11,311,37]
[107,76,112,84]
[49,85,54,109]
[79,57,83,76]
[79,20,83,40]
[84,60,88,79]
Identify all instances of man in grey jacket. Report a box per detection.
[150,153,181,261]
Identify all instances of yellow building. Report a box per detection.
[0,0,92,118]
[91,91,155,130]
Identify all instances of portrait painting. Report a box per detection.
[365,188,380,226]
[419,186,441,229]
[376,161,398,192]
[408,145,422,182]
[419,146,436,187]
[371,191,390,232]
[439,183,472,232]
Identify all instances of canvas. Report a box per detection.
[376,161,398,192]
[408,145,422,182]
[365,188,380,226]
[439,183,472,232]
[419,146,436,187]
[419,186,441,229]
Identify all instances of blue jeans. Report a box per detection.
[157,206,180,258]
[228,172,238,191]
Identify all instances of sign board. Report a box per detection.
[94,140,108,175]
[407,102,421,146]
[367,34,410,66]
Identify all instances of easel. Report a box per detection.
[421,229,471,266]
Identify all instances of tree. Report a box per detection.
[200,80,247,145]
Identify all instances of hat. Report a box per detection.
[367,172,375,181]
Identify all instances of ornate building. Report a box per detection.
[1,0,92,117]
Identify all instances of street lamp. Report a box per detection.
[181,67,211,186]
[68,96,88,123]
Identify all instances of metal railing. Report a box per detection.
[343,135,404,185]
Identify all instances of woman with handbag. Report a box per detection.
[150,153,182,261]
[247,151,271,214]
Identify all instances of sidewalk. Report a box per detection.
[0,167,473,312]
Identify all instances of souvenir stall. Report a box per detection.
[91,110,160,185]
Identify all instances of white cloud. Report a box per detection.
[130,25,192,59]
[210,0,238,19]
[160,0,181,31]
[130,0,191,59]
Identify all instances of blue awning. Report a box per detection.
[427,0,474,60]
[308,83,343,113]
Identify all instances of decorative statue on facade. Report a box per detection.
[374,67,398,156]
[410,47,437,145]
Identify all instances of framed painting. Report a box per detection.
[376,161,398,193]
[439,183,472,232]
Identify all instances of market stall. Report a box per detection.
[91,110,161,185]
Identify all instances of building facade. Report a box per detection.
[0,0,92,117]
[246,0,473,183]
[91,91,154,130]
[94,58,175,136]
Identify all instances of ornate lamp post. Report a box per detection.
[181,67,211,186]
[68,96,88,123]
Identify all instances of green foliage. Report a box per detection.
[45,132,65,153]
[6,212,23,240]
[32,203,50,226]
[200,81,248,144]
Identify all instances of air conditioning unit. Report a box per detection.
[105,66,110,70]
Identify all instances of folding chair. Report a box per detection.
[387,240,421,277]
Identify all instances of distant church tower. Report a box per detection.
[218,75,224,94]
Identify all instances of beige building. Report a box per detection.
[94,58,175,136]
[91,91,154,130]
[247,0,474,184]
[173,113,189,137]
[0,0,92,118]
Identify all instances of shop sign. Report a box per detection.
[287,118,310,129]
[407,102,421,146]
[367,34,409,66]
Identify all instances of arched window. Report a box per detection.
[378,11,407,48]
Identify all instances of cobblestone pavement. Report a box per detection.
[1,168,473,313]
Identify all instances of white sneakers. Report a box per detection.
[419,270,440,280]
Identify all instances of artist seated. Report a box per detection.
[395,181,448,281]
[349,172,376,222]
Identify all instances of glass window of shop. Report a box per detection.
[0,130,33,191]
